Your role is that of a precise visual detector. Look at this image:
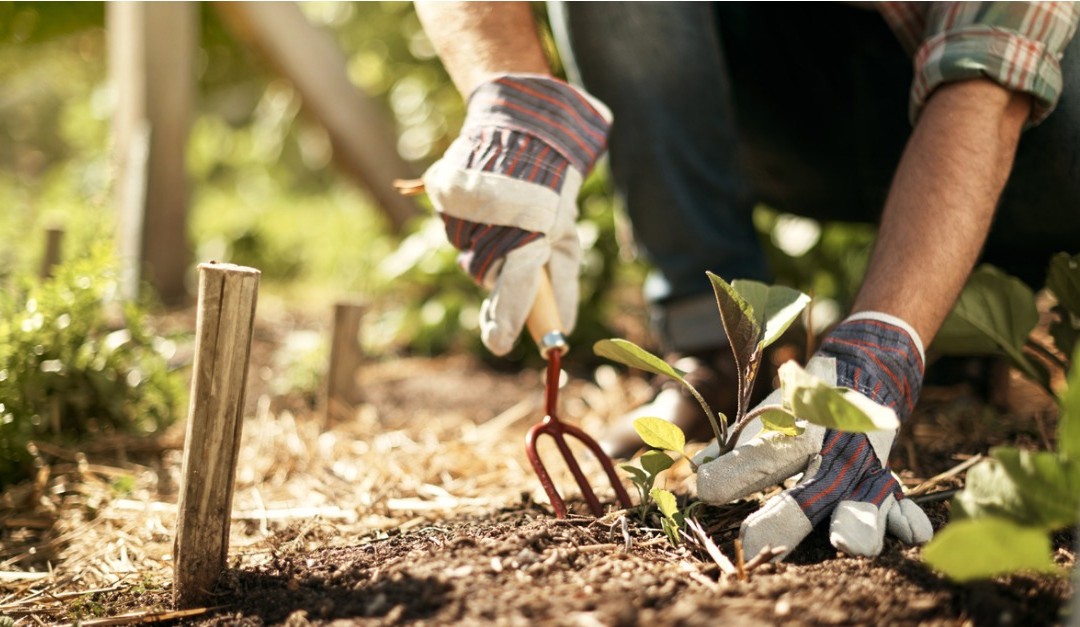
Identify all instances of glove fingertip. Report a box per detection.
[829,500,886,557]
[741,493,813,563]
[889,498,934,545]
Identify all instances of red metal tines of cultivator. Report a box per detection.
[524,342,632,519]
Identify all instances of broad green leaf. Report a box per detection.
[778,361,899,432]
[595,338,724,443]
[933,265,1046,388]
[923,517,1056,582]
[1059,343,1080,461]
[650,488,679,519]
[757,407,803,437]
[708,272,762,420]
[1047,252,1080,314]
[594,339,688,382]
[955,449,1080,529]
[992,448,1080,529]
[732,279,811,349]
[619,463,648,486]
[640,449,676,476]
[633,417,686,454]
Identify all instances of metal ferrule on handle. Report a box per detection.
[526,272,569,360]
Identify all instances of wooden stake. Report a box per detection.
[326,300,365,425]
[39,226,64,279]
[173,262,260,609]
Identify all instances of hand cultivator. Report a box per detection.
[524,274,632,518]
[394,178,631,518]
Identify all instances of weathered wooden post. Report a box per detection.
[173,262,260,608]
[326,300,365,425]
[39,226,64,279]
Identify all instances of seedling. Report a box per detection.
[595,272,896,460]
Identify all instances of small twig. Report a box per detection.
[54,605,224,626]
[620,516,632,552]
[910,489,960,505]
[744,545,787,572]
[907,454,984,497]
[735,539,746,582]
[683,518,736,575]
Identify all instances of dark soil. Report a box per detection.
[111,349,1076,627]
[15,312,1074,626]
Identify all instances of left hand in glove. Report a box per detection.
[693,312,935,560]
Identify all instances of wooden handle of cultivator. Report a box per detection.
[527,272,569,359]
[392,178,568,358]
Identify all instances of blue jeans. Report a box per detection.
[549,2,1080,352]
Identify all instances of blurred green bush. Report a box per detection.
[0,247,184,486]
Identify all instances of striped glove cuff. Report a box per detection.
[451,75,611,193]
[816,312,925,422]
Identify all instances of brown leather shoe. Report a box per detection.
[600,348,747,459]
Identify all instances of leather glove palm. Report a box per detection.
[694,313,934,560]
[422,75,611,355]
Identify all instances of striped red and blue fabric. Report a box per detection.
[439,76,611,284]
[457,75,610,191]
[789,316,925,524]
[818,317,924,421]
[441,215,542,283]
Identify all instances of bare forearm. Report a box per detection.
[414,1,551,96]
[852,80,1032,345]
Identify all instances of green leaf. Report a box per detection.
[954,449,1080,529]
[640,449,676,476]
[758,407,803,437]
[778,361,899,432]
[933,265,1047,388]
[923,517,1057,582]
[650,488,679,519]
[633,417,686,454]
[708,272,762,422]
[1059,343,1080,461]
[732,280,811,349]
[619,463,648,486]
[593,339,687,382]
[594,338,724,443]
[1047,252,1080,314]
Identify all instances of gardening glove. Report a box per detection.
[422,74,612,356]
[693,312,934,560]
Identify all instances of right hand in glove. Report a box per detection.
[693,313,935,561]
[422,74,611,355]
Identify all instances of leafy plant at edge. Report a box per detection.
[598,272,899,532]
[921,255,1080,582]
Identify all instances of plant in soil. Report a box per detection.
[595,272,897,462]
[922,256,1080,582]
[596,272,901,546]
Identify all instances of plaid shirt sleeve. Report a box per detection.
[879,2,1080,126]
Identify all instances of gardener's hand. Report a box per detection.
[693,313,934,560]
[422,75,611,356]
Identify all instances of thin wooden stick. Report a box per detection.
[906,454,984,497]
[173,262,260,609]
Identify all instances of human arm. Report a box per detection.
[414,1,551,96]
[412,2,612,355]
[852,79,1031,345]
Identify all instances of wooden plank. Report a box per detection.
[173,262,260,609]
[107,2,196,305]
[326,300,365,424]
[214,2,420,233]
